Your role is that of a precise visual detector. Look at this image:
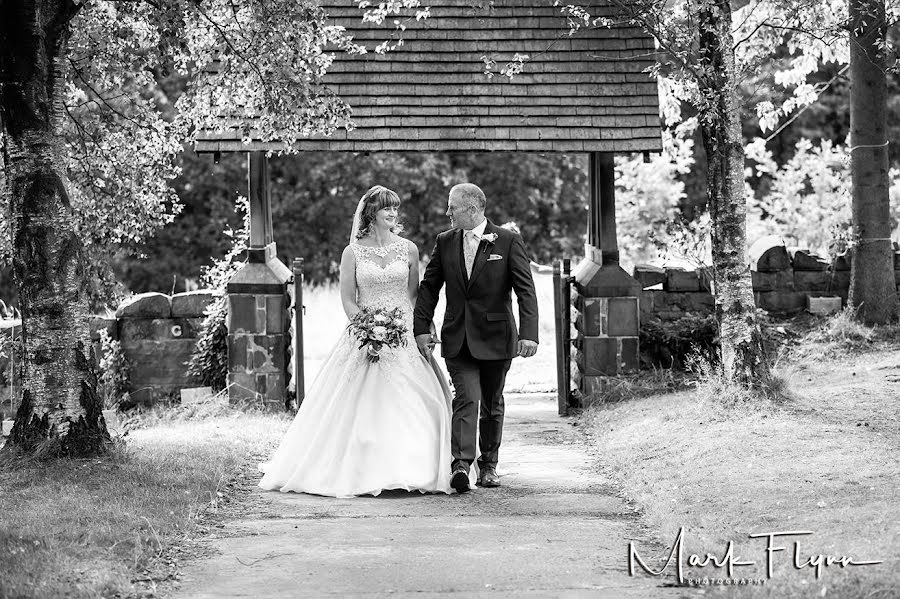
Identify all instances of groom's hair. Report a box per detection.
[450,183,486,211]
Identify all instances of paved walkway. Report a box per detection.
[176,394,688,598]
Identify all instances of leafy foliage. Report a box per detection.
[97,329,130,409]
[186,196,249,391]
[746,138,900,258]
[115,151,591,290]
[187,296,229,392]
[617,121,698,269]
[0,0,405,304]
[640,314,719,370]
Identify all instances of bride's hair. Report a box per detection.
[355,185,404,240]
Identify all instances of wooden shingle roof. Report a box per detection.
[194,0,662,153]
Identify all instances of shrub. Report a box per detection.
[639,313,719,370]
[187,296,228,392]
[98,329,130,409]
[187,197,248,393]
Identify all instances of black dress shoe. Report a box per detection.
[479,467,500,488]
[450,465,470,494]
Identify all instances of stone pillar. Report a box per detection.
[226,151,292,410]
[572,152,641,402]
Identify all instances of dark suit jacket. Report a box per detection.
[414,220,539,361]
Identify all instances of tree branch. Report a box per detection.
[763,64,850,142]
[68,59,158,134]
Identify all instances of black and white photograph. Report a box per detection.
[1,0,899,597]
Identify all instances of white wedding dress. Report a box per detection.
[259,240,453,497]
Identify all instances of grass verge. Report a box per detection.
[586,337,900,597]
[0,404,288,599]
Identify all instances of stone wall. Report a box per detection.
[98,290,218,405]
[1,288,290,411]
[634,238,891,322]
[633,264,716,323]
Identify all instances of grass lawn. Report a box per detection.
[0,405,289,599]
[587,320,900,598]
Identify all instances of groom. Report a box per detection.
[414,183,539,493]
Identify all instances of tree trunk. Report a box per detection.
[848,0,897,325]
[697,0,769,385]
[0,0,110,456]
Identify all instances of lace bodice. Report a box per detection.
[343,240,418,371]
[351,240,412,315]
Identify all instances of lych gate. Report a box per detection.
[193,0,662,412]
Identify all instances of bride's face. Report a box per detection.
[373,204,399,230]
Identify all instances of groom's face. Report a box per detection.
[446,193,477,230]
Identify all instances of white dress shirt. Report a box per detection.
[463,218,488,276]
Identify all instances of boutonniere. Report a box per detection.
[481,232,498,253]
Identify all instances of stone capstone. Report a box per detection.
[790,249,830,271]
[749,236,792,272]
[632,264,666,289]
[171,290,219,318]
[665,268,700,292]
[115,292,171,319]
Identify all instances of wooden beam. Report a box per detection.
[248,151,274,248]
[589,151,619,265]
[588,153,599,248]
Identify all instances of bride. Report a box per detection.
[259,185,456,497]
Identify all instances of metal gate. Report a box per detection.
[552,259,573,416]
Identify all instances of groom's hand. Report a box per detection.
[415,333,435,358]
[517,340,538,358]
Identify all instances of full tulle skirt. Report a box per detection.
[258,332,453,497]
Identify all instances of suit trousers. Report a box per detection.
[444,339,512,471]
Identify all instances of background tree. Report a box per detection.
[1,0,111,456]
[736,0,899,323]
[489,0,900,383]
[114,150,591,290]
[694,0,771,383]
[848,0,897,324]
[593,0,771,384]
[0,0,362,456]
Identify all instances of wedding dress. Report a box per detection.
[258,239,453,497]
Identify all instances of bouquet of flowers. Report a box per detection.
[347,307,409,363]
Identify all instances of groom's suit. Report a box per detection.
[414,219,538,471]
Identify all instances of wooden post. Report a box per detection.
[292,258,305,405]
[562,258,571,409]
[553,263,564,415]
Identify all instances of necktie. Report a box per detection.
[464,230,477,277]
